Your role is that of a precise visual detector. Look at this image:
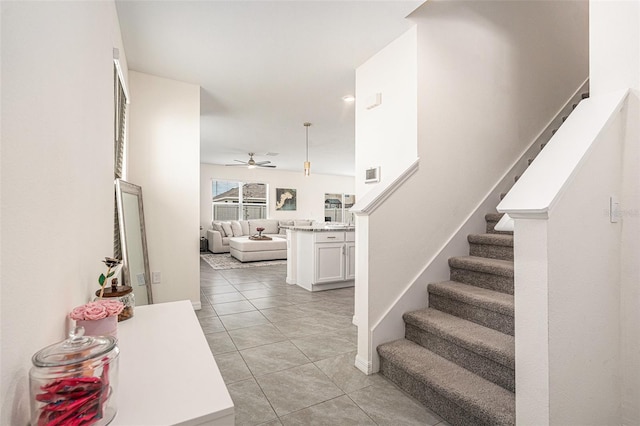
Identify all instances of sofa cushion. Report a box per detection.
[240,220,250,236]
[221,236,231,245]
[294,219,312,226]
[230,221,243,237]
[278,220,294,234]
[212,222,226,236]
[249,219,279,235]
[221,222,233,237]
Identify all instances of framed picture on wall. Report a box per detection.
[365,166,380,183]
[275,188,297,211]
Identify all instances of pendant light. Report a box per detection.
[303,122,311,176]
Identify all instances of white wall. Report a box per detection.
[590,0,640,96]
[1,2,125,423]
[355,0,589,372]
[200,164,354,231]
[355,26,417,198]
[590,1,640,423]
[127,71,200,307]
[546,111,623,425]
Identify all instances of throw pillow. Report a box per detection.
[231,221,243,237]
[221,222,233,237]
[212,222,226,236]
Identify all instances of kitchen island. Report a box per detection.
[285,225,355,291]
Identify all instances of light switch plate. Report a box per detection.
[610,195,620,223]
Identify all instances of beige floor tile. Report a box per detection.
[255,363,343,417]
[240,341,310,376]
[280,395,375,426]
[227,378,278,426]
[348,382,443,426]
[229,323,288,350]
[215,351,252,384]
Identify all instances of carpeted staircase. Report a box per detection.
[377,92,589,426]
[377,215,515,425]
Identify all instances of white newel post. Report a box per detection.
[511,217,551,424]
[354,214,373,374]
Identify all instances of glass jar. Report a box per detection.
[30,327,119,426]
[95,279,134,322]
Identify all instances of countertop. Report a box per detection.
[283,225,355,232]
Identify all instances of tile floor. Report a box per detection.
[199,258,450,426]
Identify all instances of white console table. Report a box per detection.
[112,300,234,425]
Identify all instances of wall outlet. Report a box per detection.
[152,271,161,284]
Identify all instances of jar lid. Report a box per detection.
[32,327,117,367]
[96,285,132,298]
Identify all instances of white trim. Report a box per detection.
[192,300,202,310]
[350,158,419,215]
[113,48,130,104]
[498,89,629,218]
[494,212,515,232]
[355,354,373,375]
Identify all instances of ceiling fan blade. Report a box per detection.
[224,163,249,167]
[233,159,247,164]
[257,164,276,168]
[254,160,271,165]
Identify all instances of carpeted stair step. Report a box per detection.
[448,256,514,294]
[468,234,514,261]
[404,308,515,391]
[485,213,512,235]
[582,92,590,99]
[428,281,514,335]
[378,339,515,426]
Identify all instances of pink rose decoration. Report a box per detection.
[69,300,124,321]
[98,300,124,317]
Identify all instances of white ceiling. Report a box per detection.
[116,1,422,176]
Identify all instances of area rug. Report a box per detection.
[200,253,287,270]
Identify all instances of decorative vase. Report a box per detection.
[77,315,118,338]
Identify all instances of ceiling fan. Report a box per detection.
[225,152,276,169]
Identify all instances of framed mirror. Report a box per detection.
[116,179,153,305]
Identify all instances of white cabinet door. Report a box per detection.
[315,242,345,283]
[345,242,356,280]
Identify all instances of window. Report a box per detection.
[212,180,268,221]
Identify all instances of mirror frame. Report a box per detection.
[115,179,153,304]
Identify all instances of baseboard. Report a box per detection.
[352,315,358,326]
[192,300,202,310]
[355,354,374,375]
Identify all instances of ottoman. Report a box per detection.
[229,237,287,262]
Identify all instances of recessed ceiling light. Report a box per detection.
[342,95,355,103]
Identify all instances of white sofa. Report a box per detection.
[206,219,312,254]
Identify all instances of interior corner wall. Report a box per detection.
[355,26,417,199]
[358,0,588,364]
[127,71,200,306]
[1,1,123,423]
[589,0,640,96]
[200,164,354,231]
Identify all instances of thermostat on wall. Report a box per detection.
[365,166,380,184]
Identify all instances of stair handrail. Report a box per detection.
[350,158,420,216]
[497,89,629,218]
